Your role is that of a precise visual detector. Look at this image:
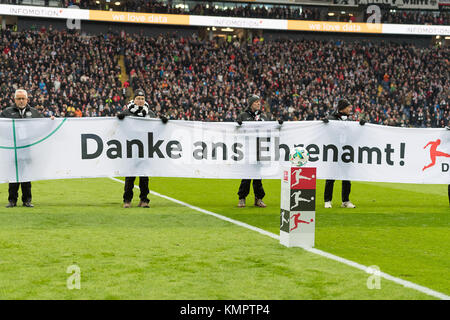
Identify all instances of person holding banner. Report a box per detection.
[236,94,270,208]
[322,99,363,209]
[443,126,450,207]
[117,89,168,208]
[1,89,53,208]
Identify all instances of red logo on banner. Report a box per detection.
[291,167,316,190]
[290,213,314,232]
[423,139,450,171]
[283,170,289,181]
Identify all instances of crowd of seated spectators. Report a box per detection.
[369,10,449,25]
[63,0,449,25]
[0,28,448,128]
[1,0,447,24]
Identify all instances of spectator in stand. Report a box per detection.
[65,1,449,25]
[0,30,448,128]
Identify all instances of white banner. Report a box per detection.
[0,4,89,20]
[382,23,450,35]
[0,118,448,184]
[189,15,287,30]
[0,4,448,35]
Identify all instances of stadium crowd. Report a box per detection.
[68,0,448,25]
[0,28,448,128]
[371,10,448,26]
[1,0,448,24]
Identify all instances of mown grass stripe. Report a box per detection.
[109,177,450,300]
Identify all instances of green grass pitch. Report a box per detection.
[0,177,448,299]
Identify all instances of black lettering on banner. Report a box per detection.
[231,143,244,161]
[106,140,122,159]
[323,144,338,162]
[193,141,207,160]
[358,146,382,164]
[341,145,354,163]
[79,130,409,169]
[443,163,449,172]
[212,142,227,160]
[385,144,395,166]
[306,144,319,162]
[166,141,182,159]
[147,132,164,158]
[399,142,405,166]
[81,134,103,160]
[257,137,270,161]
[127,139,144,158]
[274,136,289,161]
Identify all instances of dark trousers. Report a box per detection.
[8,182,32,204]
[238,179,265,200]
[324,180,351,202]
[448,185,449,206]
[123,177,149,203]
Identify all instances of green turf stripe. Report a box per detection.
[0,118,67,150]
[12,119,19,182]
[358,181,447,196]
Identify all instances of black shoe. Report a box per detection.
[6,202,16,208]
[23,202,34,208]
[138,201,150,208]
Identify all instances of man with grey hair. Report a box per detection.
[1,89,49,208]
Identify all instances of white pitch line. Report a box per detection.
[110,177,449,300]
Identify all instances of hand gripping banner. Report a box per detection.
[0,118,448,184]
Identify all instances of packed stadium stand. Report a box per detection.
[0,24,448,127]
[1,0,448,25]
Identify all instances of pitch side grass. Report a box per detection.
[0,178,448,299]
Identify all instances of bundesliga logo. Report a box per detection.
[423,139,450,171]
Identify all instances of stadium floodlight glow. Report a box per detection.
[95,0,100,4]
[436,35,440,39]
[445,36,450,40]
[221,28,234,32]
[328,12,335,16]
[115,1,120,5]
[341,11,346,14]
[212,27,216,31]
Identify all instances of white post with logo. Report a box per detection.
[280,166,316,248]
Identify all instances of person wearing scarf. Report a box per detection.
[322,99,362,209]
[236,95,269,208]
[117,89,168,208]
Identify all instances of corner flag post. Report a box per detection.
[280,166,316,248]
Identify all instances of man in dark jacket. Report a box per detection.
[1,89,44,208]
[236,95,269,208]
[117,89,167,208]
[322,99,364,209]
